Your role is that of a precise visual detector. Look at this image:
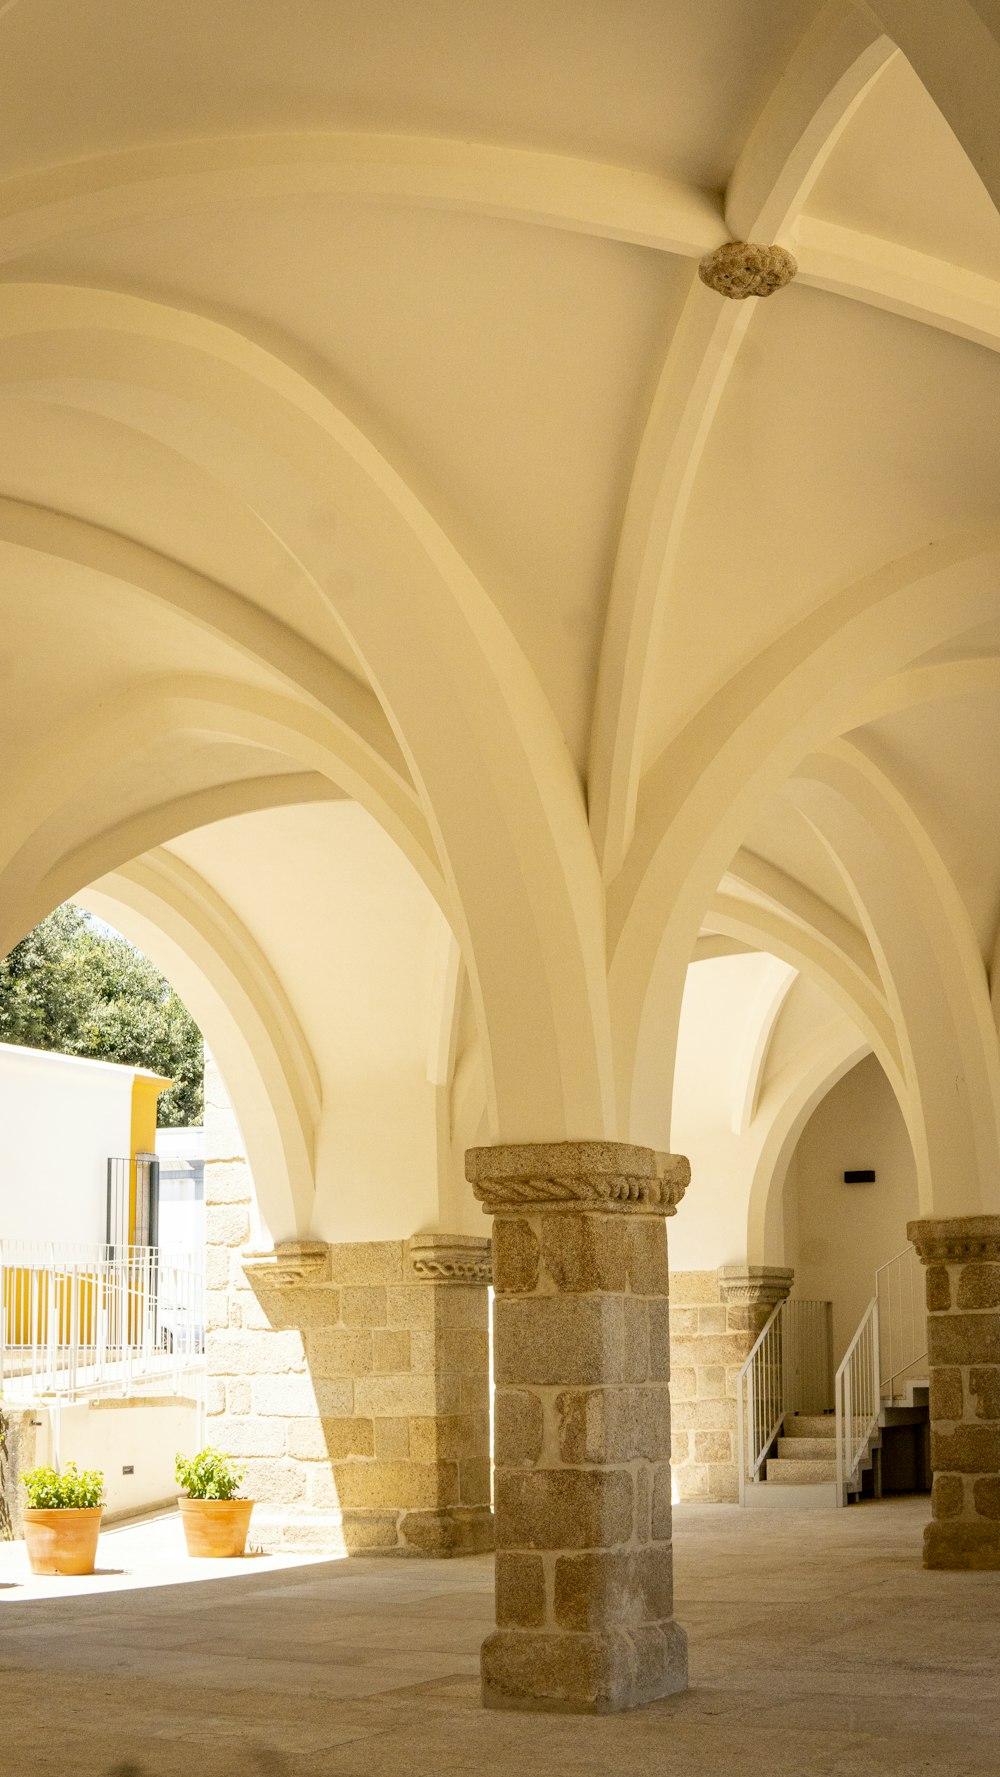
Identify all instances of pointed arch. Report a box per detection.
[790,740,1000,1216]
[610,525,1000,1149]
[0,281,614,1140]
[80,850,320,1244]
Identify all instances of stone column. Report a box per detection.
[909,1216,1000,1570]
[669,1266,793,1503]
[467,1140,690,1715]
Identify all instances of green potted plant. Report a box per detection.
[21,1462,105,1575]
[175,1446,253,1557]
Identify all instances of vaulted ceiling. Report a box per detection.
[3,0,1000,1239]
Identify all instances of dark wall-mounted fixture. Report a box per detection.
[844,1169,876,1184]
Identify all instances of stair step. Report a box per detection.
[781,1416,836,1439]
[776,1437,835,1459]
[744,1479,839,1510]
[766,1456,838,1484]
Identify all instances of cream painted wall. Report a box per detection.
[669,960,759,1269]
[0,1044,136,1247]
[314,1071,441,1243]
[32,1394,200,1520]
[670,956,816,1270]
[174,803,457,1244]
[784,1053,918,1361]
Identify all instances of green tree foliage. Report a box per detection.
[0,904,203,1125]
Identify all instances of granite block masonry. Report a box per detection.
[203,1055,492,1554]
[910,1216,1000,1570]
[467,1140,690,1715]
[669,1265,794,1502]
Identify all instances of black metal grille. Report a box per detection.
[106,1153,160,1251]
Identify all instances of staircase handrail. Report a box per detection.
[875,1243,927,1396]
[834,1294,879,1502]
[736,1296,785,1506]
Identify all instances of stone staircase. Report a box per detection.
[743,1412,840,1509]
[745,1382,930,1509]
[766,1414,837,1485]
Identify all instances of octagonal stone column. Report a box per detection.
[909,1216,1000,1570]
[466,1140,690,1714]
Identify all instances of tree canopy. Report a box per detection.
[0,905,203,1125]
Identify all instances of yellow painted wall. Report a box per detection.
[128,1072,172,1243]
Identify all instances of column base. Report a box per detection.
[252,1503,494,1557]
[481,1622,688,1714]
[399,1505,494,1556]
[924,1519,1000,1570]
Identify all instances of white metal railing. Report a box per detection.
[835,1295,879,1502]
[835,1244,927,1501]
[737,1297,834,1503]
[877,1244,927,1400]
[0,1239,204,1403]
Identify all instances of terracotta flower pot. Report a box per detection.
[23,1506,103,1576]
[178,1496,254,1558]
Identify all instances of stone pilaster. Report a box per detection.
[467,1140,690,1715]
[909,1216,1000,1570]
[203,1053,492,1554]
[0,1408,40,1541]
[670,1265,794,1503]
[206,1233,493,1553]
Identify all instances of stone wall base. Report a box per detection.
[399,1504,494,1555]
[924,1518,1000,1571]
[481,1621,688,1714]
[252,1502,494,1556]
[0,1409,40,1540]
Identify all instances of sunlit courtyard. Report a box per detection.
[2,1499,997,1776]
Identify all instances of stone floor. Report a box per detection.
[1,1496,997,1775]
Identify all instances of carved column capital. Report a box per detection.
[465,1141,690,1218]
[908,1217,1000,1265]
[405,1233,492,1284]
[717,1265,794,1309]
[241,1240,330,1287]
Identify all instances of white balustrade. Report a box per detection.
[0,1238,204,1403]
[737,1297,834,1503]
[835,1244,928,1502]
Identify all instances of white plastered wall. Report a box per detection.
[0,1044,136,1246]
[668,955,853,1271]
[31,1395,200,1521]
[783,1052,919,1361]
[184,802,469,1244]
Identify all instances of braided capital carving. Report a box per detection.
[908,1217,1000,1266]
[242,1241,329,1287]
[698,240,797,300]
[466,1141,689,1217]
[405,1233,492,1284]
